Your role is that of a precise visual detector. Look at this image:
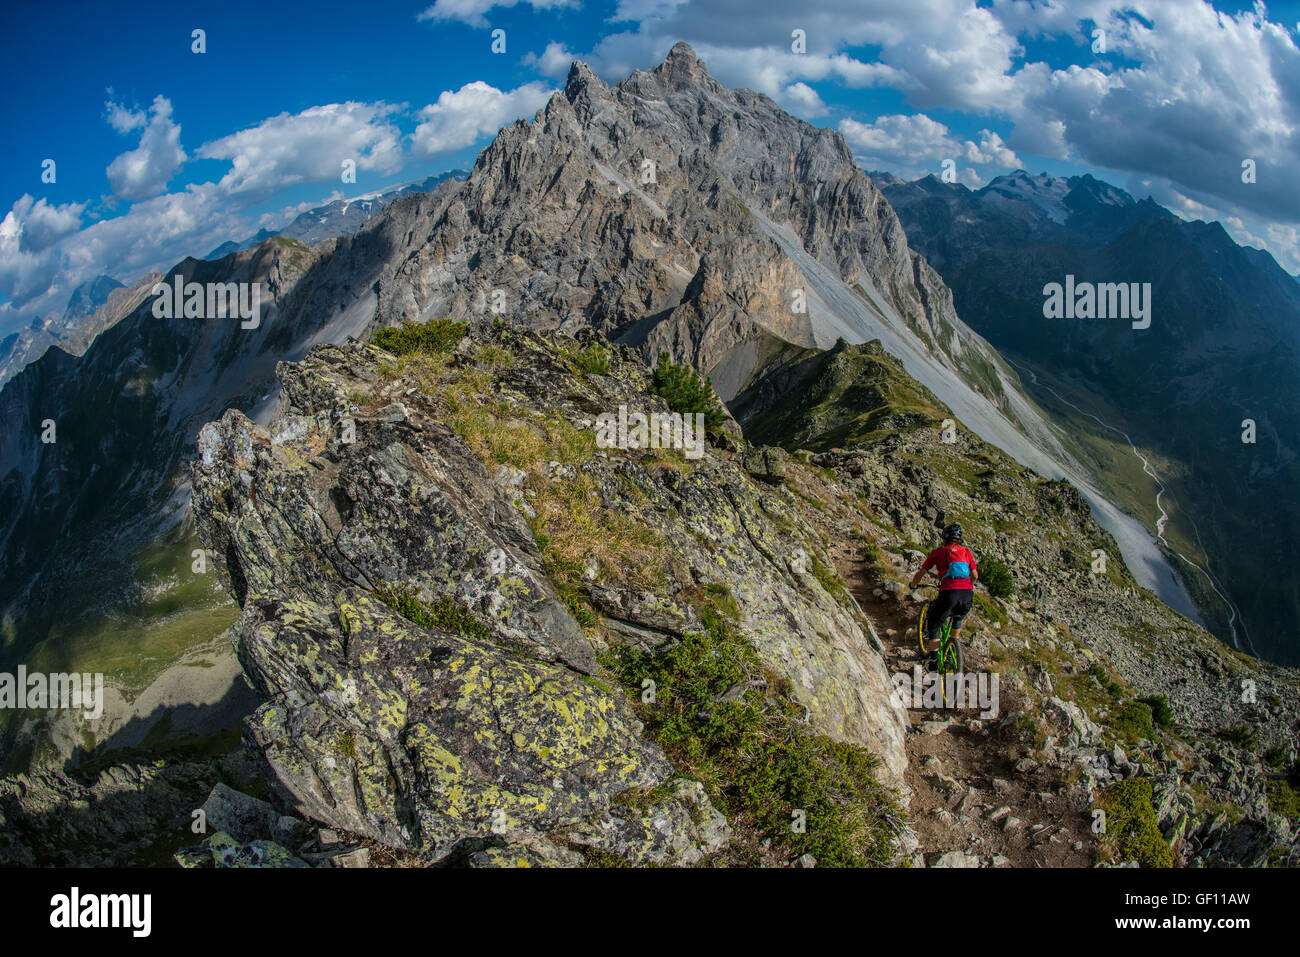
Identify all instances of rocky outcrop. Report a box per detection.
[189,328,908,864]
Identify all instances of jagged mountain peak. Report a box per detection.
[651,40,711,85]
[563,58,607,101]
[64,274,124,320]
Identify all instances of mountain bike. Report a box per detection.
[915,583,966,706]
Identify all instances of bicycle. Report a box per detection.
[915,583,966,706]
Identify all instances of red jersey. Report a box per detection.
[922,544,976,590]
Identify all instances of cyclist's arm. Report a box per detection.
[909,551,936,589]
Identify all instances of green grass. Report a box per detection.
[3,532,237,703]
[1216,723,1258,753]
[1265,779,1300,820]
[1264,744,1290,769]
[972,592,1008,629]
[601,588,899,867]
[572,342,610,376]
[1096,779,1175,868]
[373,582,493,644]
[740,340,947,451]
[1111,701,1156,746]
[1088,663,1124,699]
[807,552,852,609]
[980,557,1013,598]
[1138,695,1173,730]
[371,318,468,356]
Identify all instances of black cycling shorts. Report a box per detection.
[925,588,973,643]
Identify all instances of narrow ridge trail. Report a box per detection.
[826,538,1095,867]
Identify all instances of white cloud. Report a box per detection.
[411,81,555,157]
[611,0,689,19]
[522,41,579,78]
[783,82,828,118]
[0,183,241,323]
[105,95,186,201]
[839,113,1021,182]
[552,0,1300,270]
[104,95,147,134]
[6,195,86,253]
[967,129,1019,166]
[197,102,403,197]
[416,0,578,29]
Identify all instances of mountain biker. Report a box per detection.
[908,523,978,666]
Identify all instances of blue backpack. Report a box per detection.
[942,558,971,582]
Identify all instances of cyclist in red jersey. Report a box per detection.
[908,524,978,662]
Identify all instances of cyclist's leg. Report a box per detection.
[947,589,974,642]
[925,590,956,652]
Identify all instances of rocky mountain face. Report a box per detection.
[0,43,1106,774]
[369,48,1000,405]
[179,327,909,864]
[0,235,382,746]
[876,170,1300,665]
[346,42,1200,617]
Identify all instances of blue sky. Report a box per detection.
[3,0,1299,334]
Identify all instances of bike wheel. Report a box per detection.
[918,602,930,656]
[938,630,964,707]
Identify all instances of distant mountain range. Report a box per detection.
[204,171,468,260]
[0,273,162,388]
[875,168,1300,663]
[0,172,468,390]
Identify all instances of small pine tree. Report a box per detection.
[650,352,727,433]
[980,556,1013,598]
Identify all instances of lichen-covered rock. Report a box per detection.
[586,585,702,649]
[559,778,730,866]
[194,385,596,674]
[174,831,312,868]
[467,836,585,868]
[199,782,287,845]
[227,587,674,860]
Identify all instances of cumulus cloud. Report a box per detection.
[0,183,240,323]
[522,41,579,78]
[411,81,555,156]
[6,195,86,254]
[417,0,578,29]
[840,113,1022,184]
[783,82,828,118]
[105,95,186,201]
[0,78,552,327]
[197,102,404,197]
[104,95,147,134]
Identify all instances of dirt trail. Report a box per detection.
[826,539,1094,867]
